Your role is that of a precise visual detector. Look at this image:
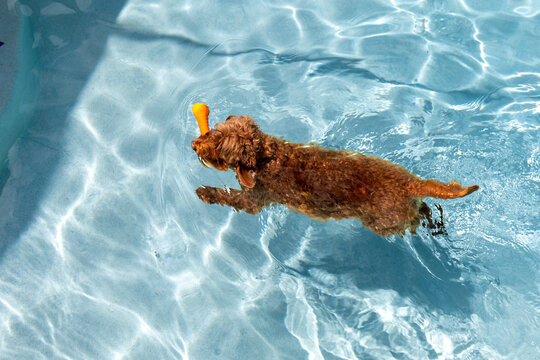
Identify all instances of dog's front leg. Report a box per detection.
[196,186,262,214]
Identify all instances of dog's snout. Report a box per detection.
[191,140,197,151]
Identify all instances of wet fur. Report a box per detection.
[192,115,478,236]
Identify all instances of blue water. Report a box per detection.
[1,0,539,359]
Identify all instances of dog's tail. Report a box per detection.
[412,180,479,199]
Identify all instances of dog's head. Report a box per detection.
[191,115,263,188]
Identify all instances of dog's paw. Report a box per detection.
[196,186,217,204]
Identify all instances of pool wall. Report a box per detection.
[0,3,40,188]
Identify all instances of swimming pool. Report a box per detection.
[0,0,538,359]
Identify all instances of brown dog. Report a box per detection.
[191,115,478,236]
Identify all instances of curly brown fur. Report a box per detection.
[191,115,479,236]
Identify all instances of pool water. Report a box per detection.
[0,0,539,359]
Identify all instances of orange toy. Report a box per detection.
[192,103,210,135]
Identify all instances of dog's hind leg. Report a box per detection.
[419,202,435,229]
[431,204,447,235]
[196,186,264,214]
[419,202,447,235]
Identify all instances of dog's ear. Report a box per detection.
[217,135,258,168]
[236,166,256,188]
[217,115,260,168]
[237,138,258,168]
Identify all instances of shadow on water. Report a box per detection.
[270,218,475,315]
[0,0,127,256]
